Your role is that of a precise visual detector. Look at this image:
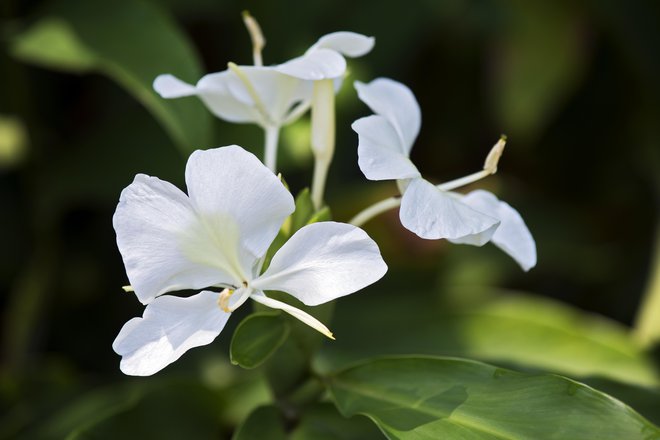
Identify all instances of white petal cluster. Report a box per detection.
[352,78,536,271]
[153,32,374,129]
[112,146,387,376]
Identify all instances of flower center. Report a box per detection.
[218,285,251,313]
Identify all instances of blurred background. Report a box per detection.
[1,0,659,437]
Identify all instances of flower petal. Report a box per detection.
[307,32,375,58]
[454,190,537,271]
[353,115,421,181]
[185,146,295,261]
[354,78,421,153]
[276,48,347,80]
[252,222,387,306]
[153,74,197,98]
[400,178,500,242]
[250,291,334,339]
[221,66,313,124]
[113,174,237,304]
[195,71,261,123]
[112,291,230,376]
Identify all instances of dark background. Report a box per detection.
[1,0,659,437]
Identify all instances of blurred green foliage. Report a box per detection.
[1,0,659,437]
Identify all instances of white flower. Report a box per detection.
[352,78,536,271]
[112,145,387,376]
[152,32,374,129]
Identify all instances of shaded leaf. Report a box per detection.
[230,312,290,369]
[290,403,383,440]
[232,405,286,440]
[328,356,660,439]
[10,0,212,153]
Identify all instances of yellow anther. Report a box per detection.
[218,288,235,313]
[483,134,507,175]
[122,285,134,293]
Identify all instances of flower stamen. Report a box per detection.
[242,11,265,67]
[218,288,235,313]
[227,62,273,126]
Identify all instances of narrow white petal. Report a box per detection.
[195,71,260,123]
[185,146,294,260]
[276,49,347,80]
[252,222,387,306]
[354,78,421,153]
[112,291,230,376]
[308,32,375,57]
[353,115,421,181]
[113,174,236,304]
[153,74,197,98]
[400,178,500,242]
[456,190,537,271]
[250,291,334,339]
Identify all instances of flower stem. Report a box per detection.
[311,158,330,211]
[264,125,280,172]
[349,196,401,227]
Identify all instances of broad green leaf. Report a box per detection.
[328,356,660,440]
[319,289,659,387]
[290,403,383,440]
[232,405,286,440]
[10,0,211,153]
[230,312,290,369]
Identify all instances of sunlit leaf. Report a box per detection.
[320,289,659,387]
[232,405,286,440]
[230,312,290,369]
[10,0,212,153]
[328,356,660,439]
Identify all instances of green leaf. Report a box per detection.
[232,405,286,440]
[319,289,659,387]
[10,0,212,153]
[328,356,660,440]
[230,312,290,369]
[290,403,383,440]
[291,188,316,232]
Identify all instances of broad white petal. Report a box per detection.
[250,291,334,339]
[252,222,387,306]
[354,78,421,153]
[113,291,230,376]
[195,71,260,123]
[308,32,375,57]
[353,115,421,181]
[400,178,500,242]
[456,190,537,271]
[153,74,197,98]
[185,146,294,261]
[276,48,347,80]
[113,174,236,304]
[222,66,313,124]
